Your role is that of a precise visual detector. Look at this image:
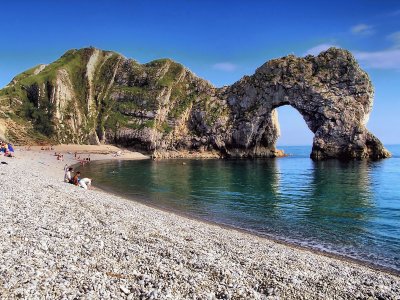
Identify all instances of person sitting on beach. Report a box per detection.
[64,167,74,184]
[4,150,14,157]
[72,172,81,186]
[6,143,15,157]
[1,142,8,153]
[7,143,14,152]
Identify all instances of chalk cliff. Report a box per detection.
[0,47,390,160]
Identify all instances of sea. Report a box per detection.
[76,145,400,273]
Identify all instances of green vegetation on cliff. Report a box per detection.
[0,47,214,146]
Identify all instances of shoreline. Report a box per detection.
[48,147,400,276]
[85,175,400,277]
[1,145,399,298]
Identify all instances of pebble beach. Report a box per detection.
[0,147,399,299]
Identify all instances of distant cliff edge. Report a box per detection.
[0,47,391,160]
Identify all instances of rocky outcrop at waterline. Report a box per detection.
[0,47,390,160]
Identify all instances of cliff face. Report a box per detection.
[0,47,390,160]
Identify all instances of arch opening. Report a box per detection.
[274,105,313,148]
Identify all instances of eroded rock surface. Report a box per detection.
[0,47,390,160]
[220,49,390,159]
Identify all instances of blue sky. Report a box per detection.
[0,0,399,145]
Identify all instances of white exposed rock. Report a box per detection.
[120,285,130,295]
[86,49,101,114]
[33,64,47,75]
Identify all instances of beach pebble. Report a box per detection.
[0,152,398,299]
[120,285,130,295]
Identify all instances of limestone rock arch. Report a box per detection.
[220,48,390,160]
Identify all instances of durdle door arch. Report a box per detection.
[220,48,390,160]
[0,47,389,160]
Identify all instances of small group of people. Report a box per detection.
[0,141,15,157]
[64,166,92,190]
[74,152,91,165]
[54,152,64,161]
[41,145,54,151]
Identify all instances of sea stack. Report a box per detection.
[0,47,390,160]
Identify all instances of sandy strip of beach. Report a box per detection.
[0,146,399,299]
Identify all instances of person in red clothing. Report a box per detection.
[72,172,81,186]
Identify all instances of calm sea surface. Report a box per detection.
[77,145,400,272]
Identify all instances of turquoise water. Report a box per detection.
[77,145,400,272]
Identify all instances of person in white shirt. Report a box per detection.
[79,178,92,190]
[64,167,74,183]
